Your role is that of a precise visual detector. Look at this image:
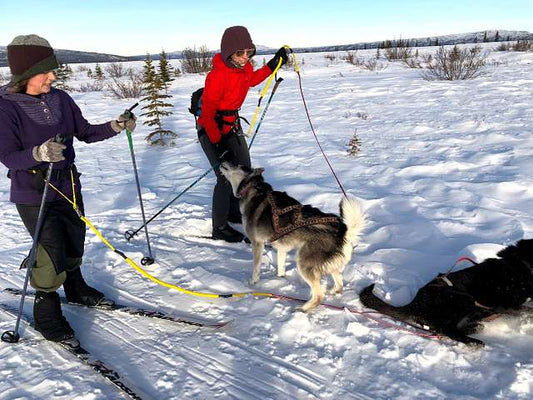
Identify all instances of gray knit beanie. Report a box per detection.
[7,34,59,84]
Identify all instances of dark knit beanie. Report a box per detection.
[220,26,256,64]
[7,34,59,84]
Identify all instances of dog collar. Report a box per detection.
[238,182,253,198]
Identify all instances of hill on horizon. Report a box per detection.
[1,29,531,67]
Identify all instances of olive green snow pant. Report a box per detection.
[30,245,82,292]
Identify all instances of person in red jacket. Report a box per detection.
[198,26,288,242]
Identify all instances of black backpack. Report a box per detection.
[188,87,203,117]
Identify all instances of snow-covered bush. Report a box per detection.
[512,40,533,52]
[106,70,144,99]
[181,46,212,73]
[422,45,487,81]
[105,62,126,78]
[345,52,386,71]
[76,81,105,92]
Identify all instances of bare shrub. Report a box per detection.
[324,53,337,63]
[181,46,212,73]
[76,65,89,72]
[76,81,105,92]
[384,38,413,62]
[347,129,362,156]
[512,40,533,52]
[0,71,8,84]
[361,58,386,71]
[106,70,144,98]
[496,42,512,51]
[422,45,487,81]
[345,52,385,71]
[105,62,126,78]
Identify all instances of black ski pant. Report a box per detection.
[198,129,251,229]
[16,198,86,292]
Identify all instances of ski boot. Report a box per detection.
[34,291,77,344]
[63,268,114,307]
[212,223,245,243]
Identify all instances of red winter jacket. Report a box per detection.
[198,53,272,144]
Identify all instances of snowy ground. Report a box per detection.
[0,44,532,399]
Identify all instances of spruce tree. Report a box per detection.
[141,54,176,146]
[94,63,104,80]
[158,49,173,84]
[54,63,72,91]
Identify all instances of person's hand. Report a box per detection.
[267,47,289,72]
[111,111,137,133]
[32,138,66,162]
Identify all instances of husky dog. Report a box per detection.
[220,163,365,312]
[360,239,533,346]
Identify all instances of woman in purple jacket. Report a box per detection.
[0,34,136,342]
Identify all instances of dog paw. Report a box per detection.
[247,278,260,286]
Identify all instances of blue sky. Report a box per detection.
[2,0,532,55]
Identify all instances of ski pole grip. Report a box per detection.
[124,102,139,118]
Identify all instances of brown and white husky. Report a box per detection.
[220,163,366,311]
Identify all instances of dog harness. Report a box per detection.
[266,191,340,242]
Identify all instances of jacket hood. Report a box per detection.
[220,26,256,66]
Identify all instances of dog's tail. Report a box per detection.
[359,284,409,320]
[340,196,365,246]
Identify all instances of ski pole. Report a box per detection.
[248,76,283,150]
[122,103,154,266]
[1,134,63,344]
[125,151,228,240]
[126,76,284,239]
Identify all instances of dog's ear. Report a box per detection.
[252,167,264,177]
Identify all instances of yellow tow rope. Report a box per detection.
[246,45,300,137]
[38,170,274,300]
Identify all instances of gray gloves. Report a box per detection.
[32,138,66,163]
[111,111,137,133]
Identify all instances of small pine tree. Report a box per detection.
[495,31,500,42]
[347,129,361,157]
[87,68,93,78]
[158,49,173,83]
[483,31,488,42]
[94,63,104,80]
[54,63,72,90]
[434,38,439,46]
[141,54,176,146]
[143,53,156,83]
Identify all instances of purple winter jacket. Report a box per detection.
[0,85,119,205]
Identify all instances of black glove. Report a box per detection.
[267,47,289,71]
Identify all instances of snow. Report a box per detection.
[1,43,532,399]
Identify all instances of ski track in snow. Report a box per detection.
[1,44,532,399]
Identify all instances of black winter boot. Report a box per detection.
[212,223,245,243]
[63,268,106,306]
[34,291,75,342]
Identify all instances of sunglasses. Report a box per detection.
[234,48,255,57]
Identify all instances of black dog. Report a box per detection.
[360,239,533,346]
